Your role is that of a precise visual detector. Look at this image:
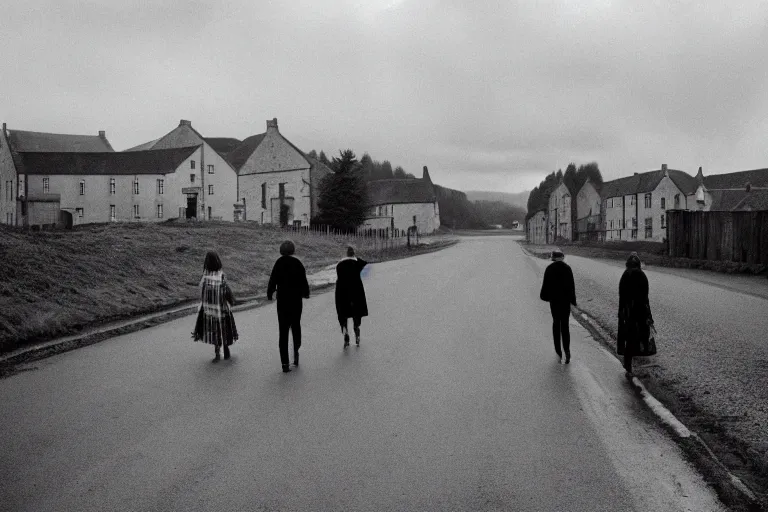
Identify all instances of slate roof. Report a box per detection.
[702,168,768,189]
[731,189,768,211]
[708,189,751,211]
[367,178,436,206]
[225,133,267,171]
[13,146,200,175]
[8,129,114,152]
[205,137,241,155]
[600,168,697,199]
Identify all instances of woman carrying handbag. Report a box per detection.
[617,252,655,377]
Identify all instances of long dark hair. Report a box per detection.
[204,251,222,272]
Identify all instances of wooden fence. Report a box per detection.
[667,210,768,264]
[262,223,428,255]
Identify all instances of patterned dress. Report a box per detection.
[192,271,238,346]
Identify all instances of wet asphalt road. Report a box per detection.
[0,236,725,511]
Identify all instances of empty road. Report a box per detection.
[0,236,725,511]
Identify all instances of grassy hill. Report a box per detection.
[0,221,448,353]
[464,190,529,209]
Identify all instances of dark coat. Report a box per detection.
[335,257,368,319]
[617,268,653,354]
[540,261,577,306]
[267,255,310,312]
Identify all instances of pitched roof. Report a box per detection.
[13,146,199,175]
[225,133,267,171]
[708,189,750,211]
[731,189,768,211]
[8,129,114,152]
[367,178,436,205]
[600,168,697,198]
[205,137,241,155]
[703,168,768,190]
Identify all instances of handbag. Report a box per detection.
[637,322,657,356]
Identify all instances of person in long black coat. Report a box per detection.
[540,249,577,363]
[267,240,310,373]
[618,252,654,376]
[335,246,368,347]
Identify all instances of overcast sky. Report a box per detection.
[3,0,768,193]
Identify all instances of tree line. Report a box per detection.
[307,150,416,181]
[526,162,603,220]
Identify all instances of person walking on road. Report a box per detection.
[618,252,654,377]
[267,240,310,373]
[540,249,577,364]
[335,246,368,348]
[192,251,239,362]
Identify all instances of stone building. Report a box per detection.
[125,120,238,221]
[217,119,332,226]
[360,166,440,234]
[600,164,697,242]
[526,209,548,244]
[574,178,603,240]
[547,180,573,241]
[14,147,201,226]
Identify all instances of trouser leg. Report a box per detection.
[278,310,291,366]
[291,315,302,353]
[560,307,571,357]
[550,303,562,356]
[624,335,633,372]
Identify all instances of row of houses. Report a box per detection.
[0,119,440,233]
[527,163,768,244]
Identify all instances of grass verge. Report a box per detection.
[0,221,457,355]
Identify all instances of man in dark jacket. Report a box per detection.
[335,246,368,347]
[540,249,577,363]
[267,240,310,373]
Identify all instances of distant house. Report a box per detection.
[1,123,114,226]
[575,178,602,240]
[219,119,331,227]
[547,180,573,241]
[15,146,200,226]
[693,166,768,212]
[125,120,238,221]
[361,166,440,234]
[600,164,697,242]
[526,209,547,244]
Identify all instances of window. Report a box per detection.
[644,193,652,208]
[110,178,116,195]
[110,205,116,221]
[631,229,638,239]
[632,217,637,228]
[79,180,85,196]
[207,165,214,174]
[661,214,665,229]
[76,208,84,218]
[190,174,196,183]
[645,217,653,238]
[157,204,163,219]
[133,205,140,218]
[208,184,214,195]
[674,194,680,208]
[191,160,196,169]
[133,180,139,195]
[208,207,212,219]
[610,219,613,229]
[661,197,666,210]
[630,195,635,206]
[261,183,266,208]
[43,178,50,193]
[278,183,285,198]
[157,179,164,195]
[608,198,613,208]
[413,215,417,225]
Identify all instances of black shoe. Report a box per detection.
[282,364,292,373]
[354,328,360,346]
[344,333,350,348]
[213,353,221,362]
[293,351,299,367]
[223,346,230,360]
[565,353,570,364]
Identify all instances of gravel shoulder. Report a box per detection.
[522,242,768,507]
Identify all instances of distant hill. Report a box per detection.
[465,190,529,209]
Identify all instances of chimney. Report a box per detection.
[179,119,192,127]
[98,130,106,139]
[266,118,279,132]
[422,165,432,183]
[661,164,668,172]
[634,172,639,176]
[2,123,6,136]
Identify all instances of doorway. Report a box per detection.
[186,194,197,219]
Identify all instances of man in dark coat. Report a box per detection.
[335,246,368,347]
[267,240,310,373]
[618,252,654,376]
[540,249,577,363]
